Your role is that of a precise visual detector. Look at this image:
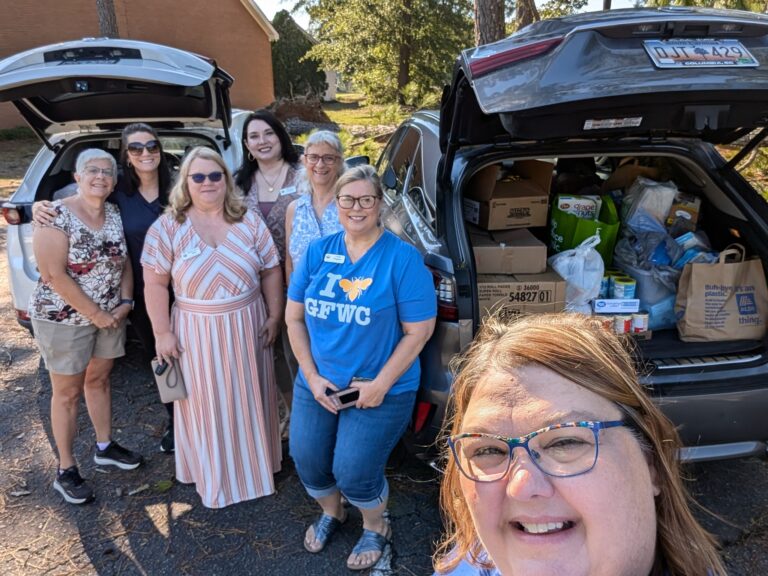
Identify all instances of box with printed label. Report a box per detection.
[470,227,547,274]
[592,299,641,314]
[463,160,553,230]
[478,267,566,319]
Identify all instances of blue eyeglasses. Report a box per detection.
[188,171,224,184]
[449,420,626,483]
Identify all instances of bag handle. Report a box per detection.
[719,243,746,264]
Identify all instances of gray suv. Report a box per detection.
[378,7,768,463]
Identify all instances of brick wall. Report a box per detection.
[0,0,274,130]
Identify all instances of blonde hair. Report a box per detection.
[332,164,384,198]
[434,313,726,576]
[166,146,245,223]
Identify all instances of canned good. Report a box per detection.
[613,277,637,299]
[632,312,649,334]
[614,315,632,334]
[599,275,610,299]
[598,315,614,331]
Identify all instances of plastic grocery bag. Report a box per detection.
[548,234,605,314]
[550,195,620,266]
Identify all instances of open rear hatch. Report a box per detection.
[0,38,233,150]
[441,7,768,167]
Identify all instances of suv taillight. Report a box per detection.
[2,206,21,225]
[429,267,458,321]
[469,37,564,77]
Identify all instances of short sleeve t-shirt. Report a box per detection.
[287,230,436,395]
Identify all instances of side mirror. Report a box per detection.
[381,166,397,190]
[345,155,370,167]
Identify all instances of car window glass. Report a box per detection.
[717,138,768,202]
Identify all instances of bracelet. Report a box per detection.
[120,298,135,310]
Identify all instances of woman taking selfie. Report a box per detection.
[434,313,726,576]
[286,165,436,571]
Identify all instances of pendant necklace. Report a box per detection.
[258,162,286,194]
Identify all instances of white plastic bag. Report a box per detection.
[548,234,605,313]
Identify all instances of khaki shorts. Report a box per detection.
[32,318,126,375]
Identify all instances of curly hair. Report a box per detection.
[166,147,245,224]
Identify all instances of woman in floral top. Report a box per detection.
[30,149,144,506]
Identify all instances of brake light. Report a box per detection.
[2,206,21,225]
[469,37,564,77]
[413,401,433,434]
[429,267,459,321]
[16,309,30,322]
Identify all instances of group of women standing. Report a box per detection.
[30,109,437,571]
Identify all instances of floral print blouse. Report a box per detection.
[29,201,127,325]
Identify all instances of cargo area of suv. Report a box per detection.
[382,8,768,463]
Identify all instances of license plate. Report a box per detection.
[644,39,758,68]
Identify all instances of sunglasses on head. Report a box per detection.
[126,140,161,156]
[188,171,224,184]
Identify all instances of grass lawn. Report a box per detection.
[324,92,408,128]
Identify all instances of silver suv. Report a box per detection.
[0,38,248,330]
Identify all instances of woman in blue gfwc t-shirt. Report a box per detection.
[286,165,436,572]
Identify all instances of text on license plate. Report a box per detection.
[644,39,758,68]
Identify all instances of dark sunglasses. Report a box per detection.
[188,171,224,184]
[126,140,161,156]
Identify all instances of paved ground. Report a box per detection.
[1,214,767,575]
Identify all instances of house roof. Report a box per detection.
[241,0,280,41]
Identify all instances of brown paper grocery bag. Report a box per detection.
[675,244,768,342]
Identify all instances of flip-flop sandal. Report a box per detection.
[346,523,392,571]
[304,512,346,553]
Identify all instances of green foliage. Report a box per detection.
[641,0,767,8]
[401,82,441,109]
[538,0,589,20]
[272,10,328,99]
[0,126,34,141]
[296,0,473,104]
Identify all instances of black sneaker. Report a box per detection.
[94,441,144,470]
[53,466,95,505]
[160,422,174,454]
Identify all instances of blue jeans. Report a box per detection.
[289,383,416,509]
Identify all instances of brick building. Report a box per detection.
[0,0,278,129]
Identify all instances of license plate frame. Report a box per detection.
[644,39,759,69]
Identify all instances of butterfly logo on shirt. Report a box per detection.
[340,277,373,302]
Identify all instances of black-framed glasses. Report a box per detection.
[448,420,626,483]
[305,153,340,165]
[83,166,115,178]
[188,171,224,184]
[336,194,378,209]
[126,140,161,156]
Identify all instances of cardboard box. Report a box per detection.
[463,160,553,230]
[470,227,547,274]
[478,267,566,320]
[592,299,641,314]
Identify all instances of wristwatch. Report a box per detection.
[120,298,135,310]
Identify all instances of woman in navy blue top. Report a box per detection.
[33,123,175,453]
[286,165,436,571]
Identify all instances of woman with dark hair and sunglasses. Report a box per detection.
[32,123,177,453]
[433,313,726,576]
[142,146,284,508]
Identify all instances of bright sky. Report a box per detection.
[256,0,638,30]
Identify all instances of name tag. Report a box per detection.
[280,185,297,196]
[181,247,201,260]
[324,253,345,264]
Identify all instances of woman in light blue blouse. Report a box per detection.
[284,130,346,284]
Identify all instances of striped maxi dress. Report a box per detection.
[141,210,282,508]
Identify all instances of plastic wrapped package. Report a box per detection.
[622,177,678,226]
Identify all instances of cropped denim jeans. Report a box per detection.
[289,382,416,509]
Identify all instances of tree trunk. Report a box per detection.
[96,0,119,38]
[475,0,506,46]
[516,0,540,30]
[396,0,412,105]
[602,0,612,9]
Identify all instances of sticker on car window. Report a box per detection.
[583,118,642,131]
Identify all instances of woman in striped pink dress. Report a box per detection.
[141,147,284,508]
